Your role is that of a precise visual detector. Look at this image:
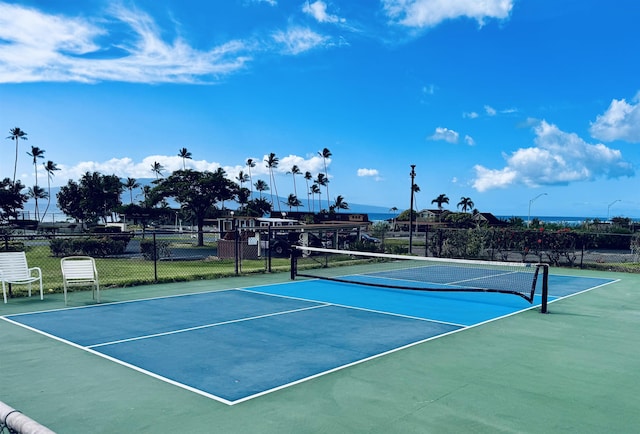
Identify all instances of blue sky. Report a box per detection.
[1,0,640,218]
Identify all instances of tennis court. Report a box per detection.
[1,262,638,433]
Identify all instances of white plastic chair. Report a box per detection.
[0,251,43,303]
[61,256,100,306]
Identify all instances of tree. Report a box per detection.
[235,171,249,189]
[57,172,124,225]
[283,194,303,212]
[310,183,321,213]
[287,165,301,211]
[314,173,328,211]
[152,168,237,246]
[41,160,59,221]
[431,193,449,210]
[332,195,349,213]
[243,197,272,217]
[26,146,45,220]
[7,127,27,185]
[237,187,251,210]
[151,161,165,181]
[254,179,269,199]
[318,147,332,209]
[457,197,474,213]
[178,148,192,170]
[27,185,48,217]
[264,153,280,213]
[0,178,27,223]
[123,177,140,204]
[303,171,313,211]
[246,158,256,198]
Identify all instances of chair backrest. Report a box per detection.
[0,252,30,281]
[61,257,96,280]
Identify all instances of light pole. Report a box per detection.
[409,165,416,254]
[607,199,621,221]
[527,193,547,228]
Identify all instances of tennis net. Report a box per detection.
[0,401,55,434]
[291,246,549,309]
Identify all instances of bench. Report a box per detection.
[0,252,43,303]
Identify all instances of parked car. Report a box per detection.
[359,233,381,244]
[269,232,324,256]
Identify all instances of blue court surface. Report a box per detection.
[3,273,615,405]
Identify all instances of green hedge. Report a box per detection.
[50,236,130,257]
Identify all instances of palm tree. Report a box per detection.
[264,153,281,213]
[7,127,27,184]
[123,177,140,204]
[283,194,303,212]
[254,179,269,200]
[304,171,313,211]
[390,206,399,231]
[237,187,251,211]
[27,145,45,219]
[310,183,321,212]
[314,173,328,211]
[287,165,301,211]
[318,147,332,209]
[27,185,48,220]
[41,160,59,221]
[332,195,349,213]
[457,197,474,213]
[151,161,164,181]
[178,147,192,170]
[246,158,256,198]
[431,193,449,210]
[235,171,249,189]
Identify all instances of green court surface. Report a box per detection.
[1,267,639,433]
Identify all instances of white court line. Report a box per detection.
[239,287,466,328]
[1,275,621,406]
[87,303,330,348]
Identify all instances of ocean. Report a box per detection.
[368,213,627,225]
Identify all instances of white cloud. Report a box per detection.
[464,135,475,146]
[589,93,640,143]
[303,1,345,24]
[52,153,327,187]
[463,111,479,119]
[472,121,634,192]
[0,3,252,84]
[484,105,497,116]
[272,26,331,55]
[357,168,383,181]
[357,168,378,177]
[429,127,459,143]
[382,0,513,28]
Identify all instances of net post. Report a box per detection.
[290,247,296,280]
[540,264,549,314]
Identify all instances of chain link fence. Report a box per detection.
[384,227,640,273]
[2,225,639,300]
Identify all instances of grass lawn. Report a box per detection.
[11,245,290,297]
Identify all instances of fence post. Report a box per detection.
[153,232,158,282]
[267,225,273,272]
[234,228,239,275]
[424,224,429,257]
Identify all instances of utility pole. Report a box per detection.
[409,165,416,254]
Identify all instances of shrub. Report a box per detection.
[140,238,171,260]
[49,236,129,257]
